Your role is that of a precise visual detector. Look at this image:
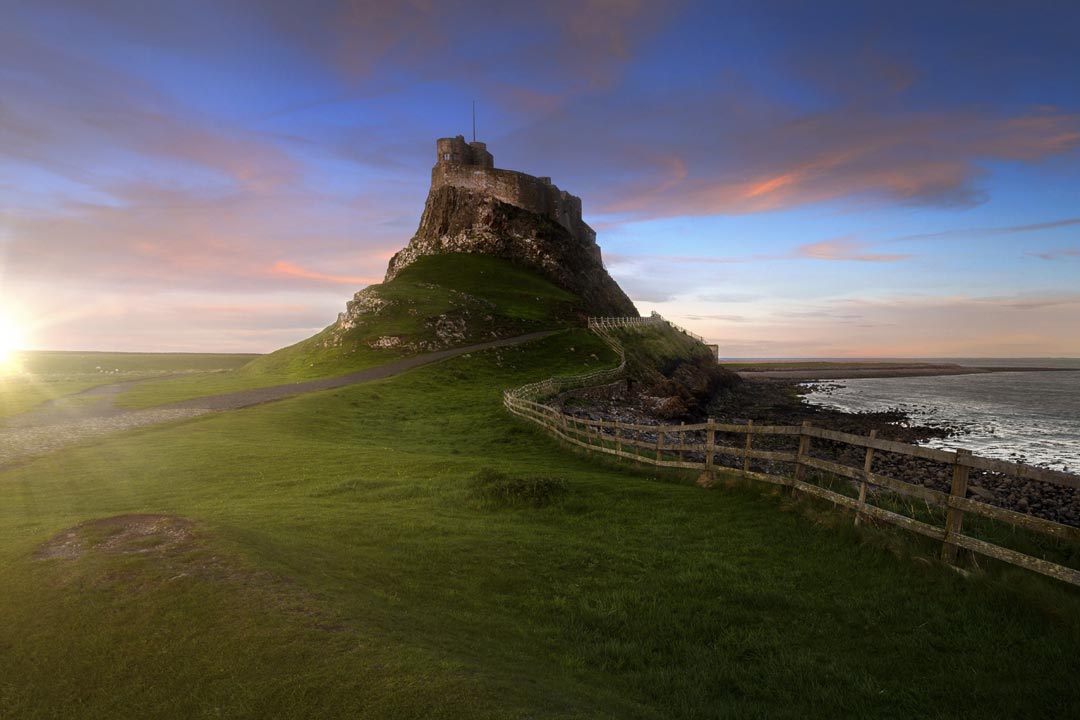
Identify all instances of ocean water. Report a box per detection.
[801,359,1080,472]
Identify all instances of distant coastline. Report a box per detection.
[724,360,1080,381]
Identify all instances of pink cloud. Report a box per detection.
[683,292,1080,358]
[795,238,912,262]
[190,304,315,314]
[268,261,378,286]
[514,84,1080,221]
[1,182,400,295]
[632,108,1076,218]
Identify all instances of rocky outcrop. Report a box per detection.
[327,281,502,352]
[386,184,637,317]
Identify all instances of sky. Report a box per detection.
[2,0,1079,358]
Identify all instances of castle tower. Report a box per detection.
[435,135,469,165]
[467,141,493,168]
[435,135,493,169]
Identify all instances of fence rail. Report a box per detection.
[503,320,1080,587]
[588,313,709,345]
[587,315,663,331]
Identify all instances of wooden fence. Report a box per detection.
[588,313,709,345]
[587,315,664,331]
[504,323,1080,587]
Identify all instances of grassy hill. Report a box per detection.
[249,253,583,378]
[2,328,1079,718]
[117,254,583,408]
[3,254,1079,717]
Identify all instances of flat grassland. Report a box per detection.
[2,330,1078,719]
[0,352,256,418]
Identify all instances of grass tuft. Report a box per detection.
[471,467,568,508]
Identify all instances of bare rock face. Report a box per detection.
[334,287,387,333]
[384,135,638,318]
[386,185,637,317]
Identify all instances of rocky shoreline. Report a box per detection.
[557,377,1080,528]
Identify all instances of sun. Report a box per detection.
[0,312,26,373]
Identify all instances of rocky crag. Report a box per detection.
[313,135,636,358]
[382,135,636,318]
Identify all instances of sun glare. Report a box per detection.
[0,312,26,373]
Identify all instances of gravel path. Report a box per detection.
[0,331,554,469]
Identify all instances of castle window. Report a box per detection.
[443,153,451,160]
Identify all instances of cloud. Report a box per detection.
[0,29,300,193]
[683,314,749,323]
[605,252,746,265]
[892,217,1080,243]
[784,310,863,321]
[1025,248,1080,261]
[609,240,912,266]
[795,238,911,262]
[1,183,399,293]
[269,261,378,285]
[689,292,1080,358]
[4,1,1079,357]
[639,106,1074,219]
[695,292,763,303]
[838,292,1080,311]
[504,80,1080,223]
[253,0,677,95]
[989,294,1080,310]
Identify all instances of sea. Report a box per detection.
[798,359,1080,472]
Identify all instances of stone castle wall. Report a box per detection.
[431,136,594,245]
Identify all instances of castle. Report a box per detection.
[381,134,637,317]
[430,135,596,252]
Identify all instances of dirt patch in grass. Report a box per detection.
[34,514,196,561]
[33,513,349,633]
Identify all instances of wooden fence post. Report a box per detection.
[855,429,877,527]
[656,427,664,463]
[678,422,685,464]
[942,448,972,564]
[705,418,716,478]
[633,424,642,468]
[794,421,812,484]
[614,421,623,460]
[743,419,754,473]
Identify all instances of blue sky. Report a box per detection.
[2,0,1078,356]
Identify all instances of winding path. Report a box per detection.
[0,330,555,469]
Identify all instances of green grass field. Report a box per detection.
[2,329,1078,719]
[0,352,256,418]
